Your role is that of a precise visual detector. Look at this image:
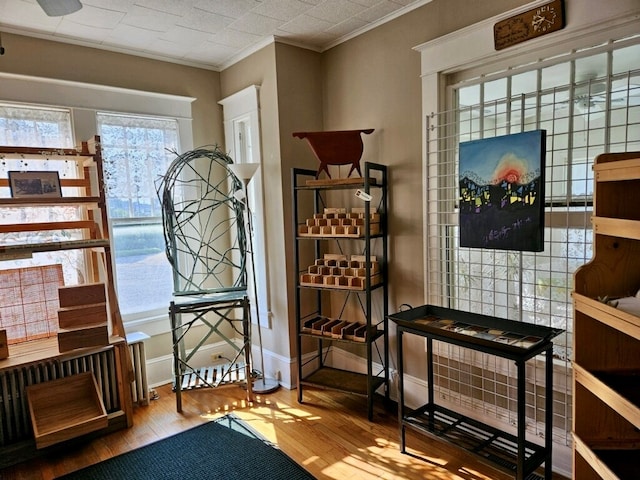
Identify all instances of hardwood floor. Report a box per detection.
[1,383,568,480]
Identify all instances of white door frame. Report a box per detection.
[219,85,271,328]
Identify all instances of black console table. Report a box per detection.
[389,305,562,480]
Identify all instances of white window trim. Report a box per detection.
[219,85,271,328]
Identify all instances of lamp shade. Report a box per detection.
[37,0,82,16]
[228,163,260,183]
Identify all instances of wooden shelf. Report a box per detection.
[301,366,385,397]
[573,151,640,479]
[593,156,640,182]
[0,238,111,260]
[0,335,126,373]
[573,293,640,342]
[0,145,93,157]
[574,434,639,480]
[0,136,133,464]
[574,364,640,431]
[0,220,100,234]
[297,177,380,189]
[26,372,108,449]
[592,217,640,241]
[404,403,547,478]
[0,196,102,206]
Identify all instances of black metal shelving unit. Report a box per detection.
[292,162,388,420]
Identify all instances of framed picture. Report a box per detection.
[8,171,62,198]
[459,130,546,252]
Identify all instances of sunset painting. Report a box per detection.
[459,130,546,252]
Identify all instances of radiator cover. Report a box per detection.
[0,348,121,446]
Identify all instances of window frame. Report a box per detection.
[219,86,271,328]
[437,36,640,352]
[0,73,195,336]
[416,4,640,464]
[97,111,181,321]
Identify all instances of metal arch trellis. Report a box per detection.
[155,146,248,296]
[155,146,255,411]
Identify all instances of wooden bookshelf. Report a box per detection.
[0,137,133,461]
[572,151,640,479]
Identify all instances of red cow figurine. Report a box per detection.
[293,129,374,179]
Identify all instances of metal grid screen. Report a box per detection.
[425,38,640,447]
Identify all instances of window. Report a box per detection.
[0,104,85,285]
[0,104,83,343]
[0,104,73,148]
[437,40,640,358]
[426,37,640,446]
[97,113,179,317]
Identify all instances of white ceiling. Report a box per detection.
[0,0,428,70]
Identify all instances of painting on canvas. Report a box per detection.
[459,130,546,252]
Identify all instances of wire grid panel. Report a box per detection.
[0,264,64,344]
[423,67,640,447]
[426,104,587,445]
[431,343,571,445]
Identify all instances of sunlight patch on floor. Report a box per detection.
[172,387,510,480]
[301,455,321,467]
[369,438,448,468]
[217,402,324,444]
[319,453,451,480]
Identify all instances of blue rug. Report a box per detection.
[56,414,315,479]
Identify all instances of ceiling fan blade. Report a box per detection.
[36,0,83,17]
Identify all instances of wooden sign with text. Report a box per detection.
[494,0,565,50]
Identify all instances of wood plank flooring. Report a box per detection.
[1,383,569,480]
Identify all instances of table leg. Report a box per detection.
[398,328,406,453]
[517,359,525,480]
[545,347,553,479]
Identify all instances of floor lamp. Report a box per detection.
[228,162,280,394]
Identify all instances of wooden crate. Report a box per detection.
[57,283,109,351]
[299,208,380,238]
[301,256,381,290]
[57,302,108,329]
[330,320,351,338]
[26,372,108,449]
[311,317,331,335]
[321,319,343,336]
[58,283,106,308]
[57,324,109,352]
